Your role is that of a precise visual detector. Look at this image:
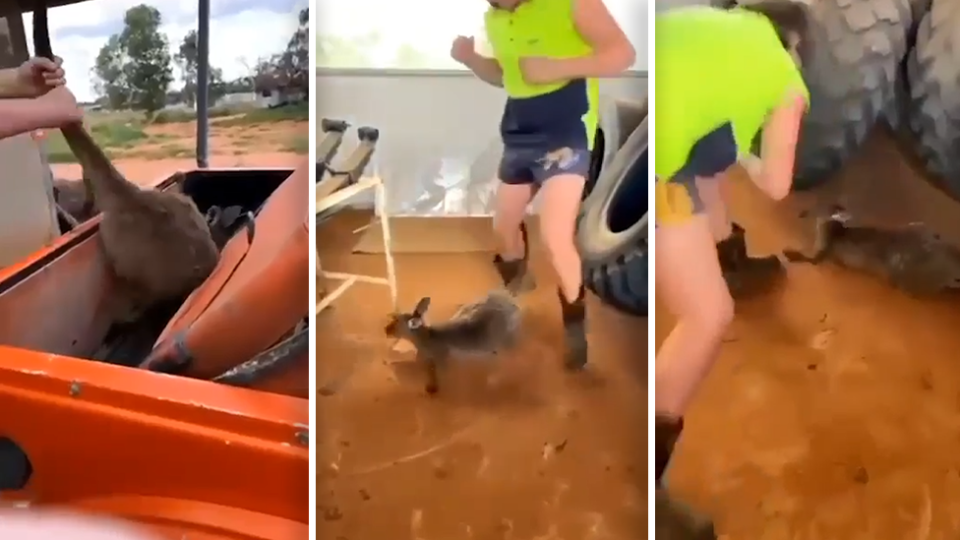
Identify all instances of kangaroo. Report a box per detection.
[384,292,522,394]
[52,177,96,223]
[34,1,219,322]
[783,205,960,296]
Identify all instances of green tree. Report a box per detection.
[92,4,174,114]
[243,9,309,100]
[276,8,308,88]
[224,76,253,94]
[92,34,129,109]
[174,29,226,107]
[121,5,174,114]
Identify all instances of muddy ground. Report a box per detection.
[317,211,648,540]
[657,131,960,538]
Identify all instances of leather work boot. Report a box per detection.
[655,414,684,484]
[493,222,535,293]
[656,489,719,540]
[716,223,784,298]
[655,415,718,539]
[559,286,588,370]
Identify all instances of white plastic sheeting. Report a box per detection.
[316,72,647,218]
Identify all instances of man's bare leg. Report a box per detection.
[655,212,734,480]
[539,171,588,369]
[492,180,535,292]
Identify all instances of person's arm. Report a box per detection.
[464,54,504,87]
[0,99,64,139]
[0,88,82,139]
[0,67,28,98]
[550,0,636,80]
[753,90,808,200]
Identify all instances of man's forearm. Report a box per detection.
[0,68,29,98]
[0,99,69,139]
[464,55,503,87]
[552,46,636,81]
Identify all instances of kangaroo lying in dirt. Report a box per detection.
[783,205,960,296]
[34,1,219,323]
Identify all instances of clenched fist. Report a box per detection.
[450,35,477,65]
[17,56,65,96]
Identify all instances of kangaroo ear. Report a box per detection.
[408,317,425,329]
[413,297,431,316]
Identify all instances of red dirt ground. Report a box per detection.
[51,152,303,186]
[49,120,307,184]
[658,133,960,538]
[317,211,648,540]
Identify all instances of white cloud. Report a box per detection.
[23,0,305,102]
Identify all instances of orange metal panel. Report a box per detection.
[0,231,114,357]
[0,351,308,531]
[0,167,308,533]
[144,163,310,396]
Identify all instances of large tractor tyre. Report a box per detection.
[577,104,649,317]
[907,0,960,197]
[713,0,912,190]
[882,65,911,134]
[586,97,648,198]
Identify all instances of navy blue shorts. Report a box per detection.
[675,121,738,181]
[498,146,592,186]
[655,122,738,227]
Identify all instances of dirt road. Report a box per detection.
[318,212,648,540]
[657,130,960,538]
[47,118,307,184]
[50,152,304,188]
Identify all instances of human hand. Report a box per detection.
[17,56,65,97]
[39,86,83,125]
[450,35,478,65]
[518,56,566,85]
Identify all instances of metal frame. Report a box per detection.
[196,0,210,167]
[316,176,398,315]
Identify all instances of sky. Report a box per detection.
[317,0,647,71]
[23,0,307,102]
